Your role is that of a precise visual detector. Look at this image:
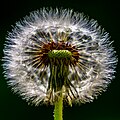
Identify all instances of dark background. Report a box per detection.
[0,0,120,120]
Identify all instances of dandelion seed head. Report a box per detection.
[3,8,117,106]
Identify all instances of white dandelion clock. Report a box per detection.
[3,8,117,108]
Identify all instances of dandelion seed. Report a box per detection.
[3,8,117,106]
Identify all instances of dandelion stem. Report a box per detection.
[54,90,63,120]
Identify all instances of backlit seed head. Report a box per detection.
[2,8,117,106]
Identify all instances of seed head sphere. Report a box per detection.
[3,8,117,106]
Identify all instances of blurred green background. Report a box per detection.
[0,0,119,120]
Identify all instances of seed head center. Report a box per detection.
[48,50,72,59]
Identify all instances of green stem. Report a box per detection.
[54,91,63,120]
